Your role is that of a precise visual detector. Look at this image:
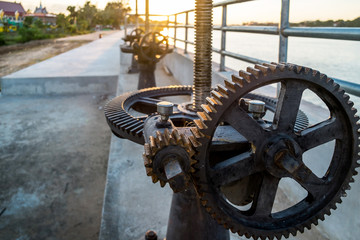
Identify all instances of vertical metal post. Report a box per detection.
[167,16,170,36]
[278,0,290,96]
[135,0,138,28]
[174,14,177,48]
[185,12,189,53]
[219,5,227,71]
[124,15,127,36]
[279,0,289,63]
[145,0,150,33]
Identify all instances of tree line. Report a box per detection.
[0,1,131,45]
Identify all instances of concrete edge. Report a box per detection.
[1,76,118,96]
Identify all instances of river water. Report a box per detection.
[168,28,360,110]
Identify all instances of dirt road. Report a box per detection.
[0,30,119,78]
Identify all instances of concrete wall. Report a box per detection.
[161,49,234,87]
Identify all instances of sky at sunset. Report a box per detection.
[19,0,360,24]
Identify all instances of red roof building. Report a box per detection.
[0,1,26,21]
[25,2,56,25]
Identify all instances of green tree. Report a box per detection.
[67,6,77,24]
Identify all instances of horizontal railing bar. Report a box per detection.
[214,25,279,34]
[221,50,270,64]
[332,78,360,97]
[283,27,360,41]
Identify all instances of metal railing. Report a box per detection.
[124,0,360,96]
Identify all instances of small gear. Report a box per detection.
[143,128,200,192]
[191,63,360,239]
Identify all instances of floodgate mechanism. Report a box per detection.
[104,0,360,239]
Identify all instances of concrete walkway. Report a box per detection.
[1,31,123,96]
[0,31,124,240]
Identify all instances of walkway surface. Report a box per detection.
[3,31,123,78]
[0,31,122,240]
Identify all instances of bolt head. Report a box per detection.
[157,101,174,116]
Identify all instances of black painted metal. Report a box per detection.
[138,63,156,89]
[166,185,230,240]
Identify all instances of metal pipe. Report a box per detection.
[283,27,360,41]
[145,0,149,33]
[135,0,138,28]
[174,14,177,48]
[278,0,289,63]
[124,15,127,36]
[193,0,213,111]
[219,5,227,71]
[214,25,278,34]
[185,12,189,53]
[333,78,360,97]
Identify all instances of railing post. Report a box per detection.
[278,0,290,63]
[174,14,177,48]
[220,5,227,71]
[167,15,170,35]
[145,0,150,33]
[124,15,127,36]
[185,12,189,53]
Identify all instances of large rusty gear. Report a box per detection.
[191,63,360,239]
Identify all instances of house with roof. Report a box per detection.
[25,2,56,25]
[0,1,26,31]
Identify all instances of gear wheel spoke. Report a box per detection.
[274,81,306,132]
[223,102,267,146]
[297,118,342,151]
[191,63,359,239]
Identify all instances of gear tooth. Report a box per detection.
[312,69,320,77]
[190,127,203,139]
[160,180,166,187]
[223,223,229,229]
[319,214,325,221]
[156,131,164,148]
[201,200,207,206]
[229,227,236,233]
[189,135,202,148]
[343,93,350,101]
[348,101,354,108]
[254,64,270,74]
[151,174,158,183]
[260,236,266,240]
[197,111,212,122]
[171,128,182,144]
[211,213,216,218]
[143,154,152,167]
[239,70,253,82]
[206,96,221,109]
[263,62,279,72]
[320,73,327,80]
[211,90,226,102]
[324,208,331,216]
[295,65,304,73]
[326,77,334,85]
[194,119,208,130]
[144,143,151,157]
[244,232,251,238]
[145,167,153,176]
[224,79,236,92]
[190,167,196,173]
[282,232,289,239]
[201,104,214,115]
[206,207,211,212]
[232,74,244,87]
[217,84,230,97]
[149,136,157,153]
[246,66,261,78]
[289,228,297,236]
